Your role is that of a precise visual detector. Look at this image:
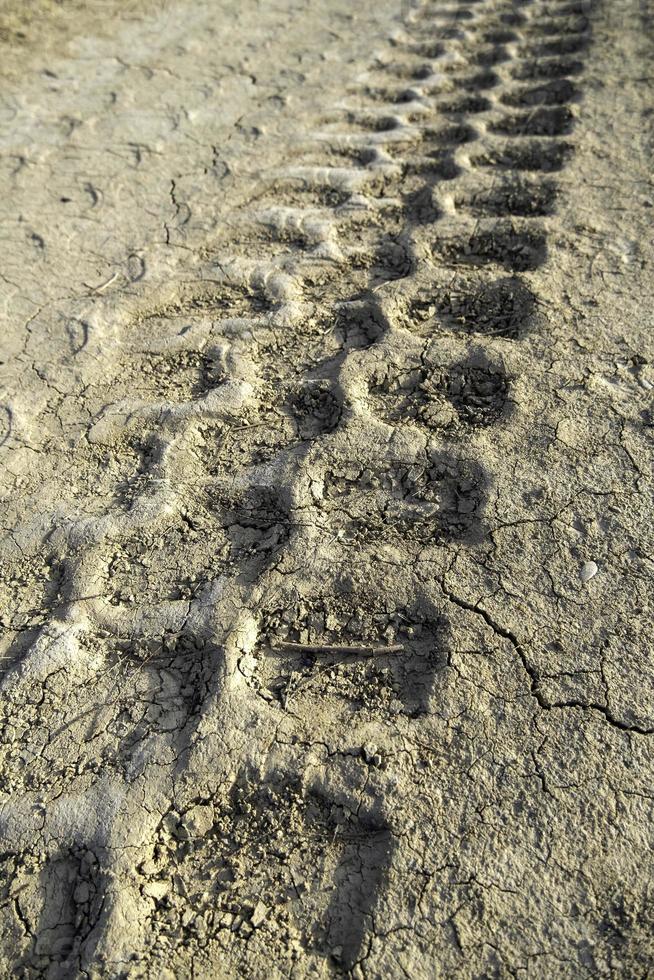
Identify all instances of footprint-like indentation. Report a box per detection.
[544,1,590,16]
[404,153,460,181]
[320,453,487,547]
[136,282,269,332]
[192,411,295,476]
[0,846,102,974]
[407,40,446,58]
[253,590,448,718]
[213,485,290,571]
[101,632,220,752]
[0,628,220,798]
[347,229,413,281]
[526,17,588,38]
[402,184,440,224]
[437,223,546,272]
[224,220,310,257]
[523,35,589,58]
[7,631,207,796]
[482,28,519,44]
[249,317,334,380]
[368,355,509,429]
[145,776,392,974]
[124,349,225,403]
[429,26,467,41]
[423,122,478,146]
[489,105,574,137]
[459,69,500,91]
[416,5,475,21]
[330,298,388,350]
[472,139,572,171]
[368,363,449,431]
[469,45,510,67]
[364,85,420,104]
[445,359,509,426]
[379,61,434,81]
[110,485,287,590]
[103,509,229,606]
[0,553,64,636]
[437,94,492,115]
[281,144,376,171]
[421,275,537,339]
[500,78,577,106]
[280,299,387,368]
[190,380,341,476]
[65,433,159,512]
[345,112,402,133]
[511,57,583,80]
[420,2,477,15]
[286,379,342,439]
[548,1,590,15]
[266,179,352,210]
[257,298,386,373]
[500,11,526,27]
[459,177,557,216]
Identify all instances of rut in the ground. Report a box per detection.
[0,0,606,975]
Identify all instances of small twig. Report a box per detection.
[271,641,404,657]
[83,272,119,293]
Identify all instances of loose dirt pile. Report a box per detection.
[1,0,653,976]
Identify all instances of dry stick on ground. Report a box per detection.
[270,641,405,656]
[83,272,120,293]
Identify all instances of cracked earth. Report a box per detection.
[1,0,653,976]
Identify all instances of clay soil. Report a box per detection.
[0,0,653,976]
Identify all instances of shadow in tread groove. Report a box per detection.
[489,105,575,137]
[511,57,583,80]
[471,140,572,172]
[446,357,510,426]
[1,845,103,978]
[436,224,547,272]
[368,353,510,430]
[140,775,394,974]
[121,349,225,403]
[500,78,578,106]
[320,452,489,548]
[458,177,558,216]
[254,589,451,718]
[403,276,538,340]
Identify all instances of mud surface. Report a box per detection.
[1,0,653,976]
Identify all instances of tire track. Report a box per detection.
[0,1,623,975]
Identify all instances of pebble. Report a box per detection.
[580,560,598,583]
[251,900,268,927]
[362,744,383,767]
[143,880,170,901]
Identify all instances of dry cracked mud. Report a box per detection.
[1,0,653,977]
